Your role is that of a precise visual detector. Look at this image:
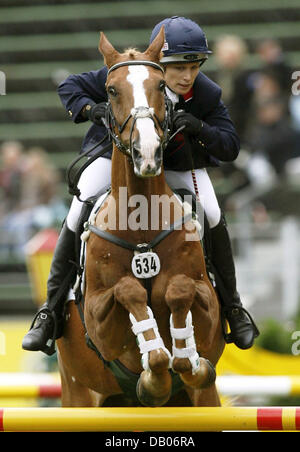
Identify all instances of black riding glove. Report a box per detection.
[87,102,107,126]
[173,111,203,137]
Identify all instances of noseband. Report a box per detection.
[104,60,173,157]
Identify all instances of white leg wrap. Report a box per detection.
[129,307,172,371]
[170,311,200,375]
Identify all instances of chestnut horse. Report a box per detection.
[57,28,224,408]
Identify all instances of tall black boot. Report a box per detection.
[22,222,77,355]
[210,215,259,349]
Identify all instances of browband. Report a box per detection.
[107,60,164,75]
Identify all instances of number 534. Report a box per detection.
[131,252,161,279]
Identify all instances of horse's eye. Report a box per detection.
[159,80,166,91]
[108,86,117,97]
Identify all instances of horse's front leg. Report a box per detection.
[114,276,172,407]
[165,274,216,389]
[85,286,130,361]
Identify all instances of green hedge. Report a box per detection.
[256,312,300,355]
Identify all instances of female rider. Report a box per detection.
[22,16,258,355]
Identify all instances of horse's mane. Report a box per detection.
[122,47,163,64]
[122,47,143,60]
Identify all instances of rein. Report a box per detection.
[66,134,111,201]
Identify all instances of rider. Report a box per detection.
[22,16,259,355]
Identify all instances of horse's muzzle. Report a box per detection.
[133,144,162,178]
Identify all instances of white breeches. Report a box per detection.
[163,168,221,229]
[66,157,221,232]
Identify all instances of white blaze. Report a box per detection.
[127,65,160,171]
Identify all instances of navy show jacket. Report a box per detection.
[57,66,240,171]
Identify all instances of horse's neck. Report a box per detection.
[110,148,181,238]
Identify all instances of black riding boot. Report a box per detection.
[210,215,259,349]
[22,222,76,355]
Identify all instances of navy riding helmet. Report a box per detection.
[150,16,212,66]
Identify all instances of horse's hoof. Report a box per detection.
[198,358,216,388]
[179,358,216,389]
[136,370,172,407]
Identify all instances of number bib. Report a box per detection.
[131,252,161,279]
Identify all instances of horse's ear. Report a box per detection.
[144,26,165,62]
[99,32,119,67]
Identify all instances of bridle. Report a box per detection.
[103,60,173,157]
[66,60,180,201]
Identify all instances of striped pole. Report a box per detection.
[0,407,299,432]
[1,374,300,398]
[217,375,300,397]
[0,383,61,399]
[0,373,60,399]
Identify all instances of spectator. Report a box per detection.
[0,141,25,216]
[0,147,67,258]
[213,35,255,143]
[245,96,299,179]
[253,70,285,105]
[20,147,59,210]
[20,147,67,230]
[255,38,291,95]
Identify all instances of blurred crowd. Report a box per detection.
[0,141,67,259]
[212,36,300,199]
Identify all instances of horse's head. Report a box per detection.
[99,27,169,178]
